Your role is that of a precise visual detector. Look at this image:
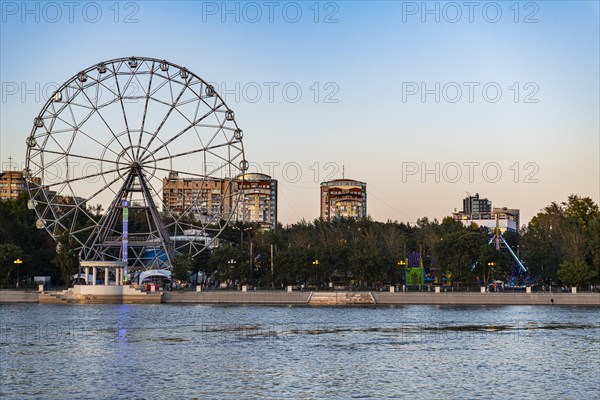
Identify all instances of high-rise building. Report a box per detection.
[233,173,277,231]
[162,171,278,231]
[453,193,520,232]
[320,179,367,220]
[161,171,234,223]
[462,193,492,219]
[0,169,40,201]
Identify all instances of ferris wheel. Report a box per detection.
[25,56,247,269]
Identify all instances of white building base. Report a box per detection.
[39,285,162,304]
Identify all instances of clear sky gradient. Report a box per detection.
[1,0,598,226]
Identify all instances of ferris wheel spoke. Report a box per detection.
[152,141,235,165]
[74,127,124,160]
[136,60,156,160]
[190,124,233,151]
[39,186,70,222]
[206,149,243,174]
[151,165,212,180]
[82,173,128,206]
[43,125,72,156]
[38,156,69,181]
[143,78,191,155]
[201,125,223,152]
[141,105,224,163]
[48,165,130,187]
[144,177,181,228]
[77,83,131,156]
[49,112,77,132]
[51,203,80,231]
[95,79,122,108]
[72,224,98,237]
[41,149,125,166]
[65,103,90,138]
[110,66,135,157]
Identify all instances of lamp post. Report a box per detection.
[14,259,23,289]
[486,261,496,291]
[231,224,253,284]
[312,259,319,288]
[228,258,236,288]
[398,259,407,288]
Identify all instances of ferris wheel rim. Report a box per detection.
[25,56,249,263]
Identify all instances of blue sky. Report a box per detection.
[1,0,598,225]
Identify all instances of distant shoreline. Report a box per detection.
[1,289,599,306]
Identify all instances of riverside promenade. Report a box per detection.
[1,289,599,306]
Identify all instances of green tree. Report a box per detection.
[563,195,600,227]
[588,217,600,281]
[208,243,243,284]
[0,194,56,281]
[172,253,195,283]
[52,233,79,287]
[433,230,487,285]
[557,259,597,287]
[479,244,506,286]
[0,243,23,287]
[522,195,600,281]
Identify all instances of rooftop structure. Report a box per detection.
[452,193,520,232]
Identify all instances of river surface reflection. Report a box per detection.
[1,304,598,399]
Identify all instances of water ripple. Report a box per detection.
[1,304,598,399]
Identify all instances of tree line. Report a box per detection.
[1,193,598,288]
[181,194,600,289]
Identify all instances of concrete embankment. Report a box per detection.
[2,289,599,306]
[371,292,600,306]
[0,290,39,303]
[162,291,600,306]
[162,291,310,304]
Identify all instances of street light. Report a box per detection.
[312,259,319,288]
[230,225,253,282]
[486,261,496,290]
[228,259,236,289]
[231,224,253,247]
[14,259,23,289]
[398,259,407,287]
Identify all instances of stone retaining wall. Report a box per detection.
[0,290,39,303]
[372,292,600,306]
[162,291,310,304]
[2,290,599,306]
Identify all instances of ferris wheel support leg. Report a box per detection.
[500,234,528,274]
[135,168,175,266]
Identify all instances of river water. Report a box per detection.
[0,304,598,399]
